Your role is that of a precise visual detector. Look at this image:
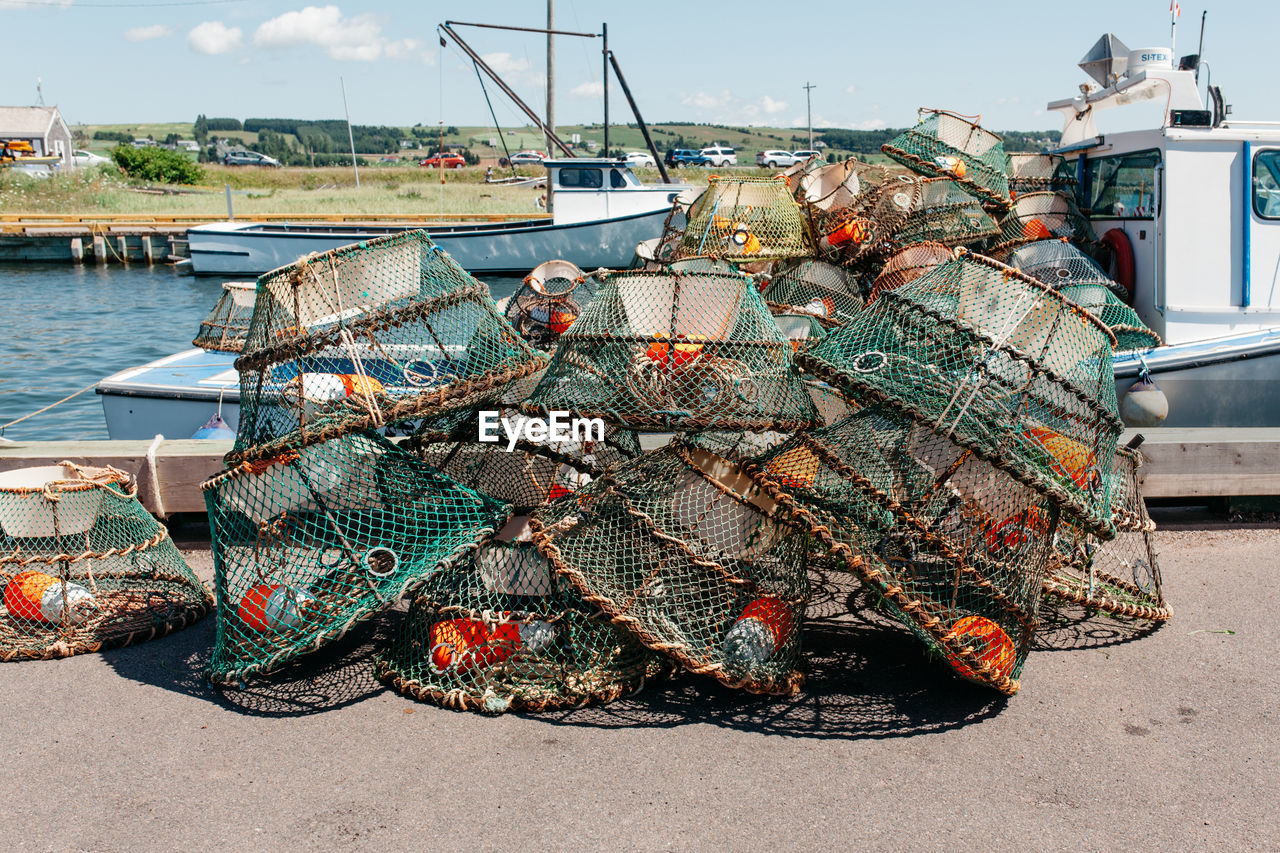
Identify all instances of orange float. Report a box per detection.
[984,505,1052,551]
[547,310,578,334]
[429,618,486,672]
[1023,426,1098,489]
[237,583,313,634]
[944,615,1016,682]
[338,374,384,398]
[644,334,704,370]
[4,571,59,621]
[765,445,821,491]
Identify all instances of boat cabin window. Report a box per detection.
[1253,150,1280,219]
[610,168,628,189]
[1085,149,1160,219]
[558,167,603,189]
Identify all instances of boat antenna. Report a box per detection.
[35,77,44,107]
[1169,0,1180,56]
[1195,10,1207,83]
[473,60,517,177]
[340,76,359,187]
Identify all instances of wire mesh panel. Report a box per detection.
[1007,153,1078,197]
[1043,442,1170,620]
[230,230,544,463]
[202,430,509,684]
[523,270,819,431]
[761,259,866,326]
[0,463,210,660]
[744,405,1060,694]
[503,260,598,350]
[887,178,1002,250]
[797,250,1123,536]
[882,110,1012,210]
[869,242,954,302]
[678,176,814,261]
[193,281,257,353]
[374,516,660,713]
[531,443,810,694]
[989,192,1096,256]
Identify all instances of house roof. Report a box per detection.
[0,106,62,137]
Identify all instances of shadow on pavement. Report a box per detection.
[1032,602,1165,651]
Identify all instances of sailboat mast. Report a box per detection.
[546,0,555,212]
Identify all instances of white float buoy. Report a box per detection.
[1120,376,1169,426]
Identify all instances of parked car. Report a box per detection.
[419,151,466,169]
[756,150,800,169]
[792,150,822,163]
[700,146,737,167]
[621,151,656,168]
[72,149,110,167]
[664,148,711,168]
[223,150,281,167]
[499,150,546,167]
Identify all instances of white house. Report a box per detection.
[0,106,73,168]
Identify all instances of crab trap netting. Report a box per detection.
[678,175,814,261]
[869,242,955,302]
[688,380,859,462]
[522,269,820,432]
[0,463,210,660]
[503,260,598,350]
[229,230,544,463]
[989,192,1096,256]
[744,405,1060,694]
[193,281,257,353]
[1043,442,1171,621]
[882,110,1012,210]
[530,442,810,694]
[374,516,661,713]
[201,430,509,684]
[761,259,866,327]
[887,178,1002,251]
[796,249,1123,536]
[803,165,924,266]
[1007,240,1160,350]
[1006,153,1078,197]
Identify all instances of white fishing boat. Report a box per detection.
[1045,33,1280,427]
[186,159,686,277]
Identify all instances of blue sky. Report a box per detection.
[1,0,1276,133]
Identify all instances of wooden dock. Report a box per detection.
[1,428,1278,517]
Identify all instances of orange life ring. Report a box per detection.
[1101,228,1136,305]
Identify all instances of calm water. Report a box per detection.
[0,264,522,442]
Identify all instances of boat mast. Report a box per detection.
[602,22,609,157]
[546,0,555,213]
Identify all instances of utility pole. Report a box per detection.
[546,0,555,213]
[601,22,609,156]
[803,81,816,150]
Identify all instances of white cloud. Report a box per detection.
[188,21,242,55]
[252,5,432,62]
[855,118,886,130]
[681,91,790,125]
[571,80,604,98]
[481,52,532,75]
[0,0,70,7]
[844,84,857,95]
[761,96,787,115]
[124,24,171,42]
[996,96,1022,105]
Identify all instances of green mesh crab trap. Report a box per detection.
[989,192,1096,256]
[193,281,257,353]
[1043,440,1170,621]
[531,442,810,694]
[744,405,1061,694]
[1006,153,1078,197]
[805,167,923,266]
[503,260,598,350]
[797,249,1123,536]
[882,110,1012,210]
[202,430,509,684]
[761,259,866,327]
[678,175,814,261]
[1007,241,1160,351]
[869,242,955,302]
[522,269,820,432]
[886,178,1002,251]
[689,380,859,462]
[229,230,544,464]
[0,463,210,661]
[375,516,660,713]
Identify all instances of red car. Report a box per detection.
[419,152,466,169]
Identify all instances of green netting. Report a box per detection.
[805,166,923,266]
[689,380,860,462]
[522,269,820,431]
[530,443,810,694]
[882,110,1012,210]
[1006,153,1078,197]
[797,158,914,214]
[678,175,814,261]
[887,178,1002,250]
[796,250,1123,536]
[761,259,866,326]
[989,192,1096,256]
[869,242,955,302]
[745,405,1060,694]
[773,311,830,354]
[1043,442,1171,620]
[230,230,544,463]
[202,430,509,684]
[503,260,598,351]
[0,463,210,660]
[374,517,661,713]
[193,280,256,353]
[1007,240,1161,350]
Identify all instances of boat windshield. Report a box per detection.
[1085,149,1160,219]
[1253,149,1280,219]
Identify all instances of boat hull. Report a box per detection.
[187,208,672,277]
